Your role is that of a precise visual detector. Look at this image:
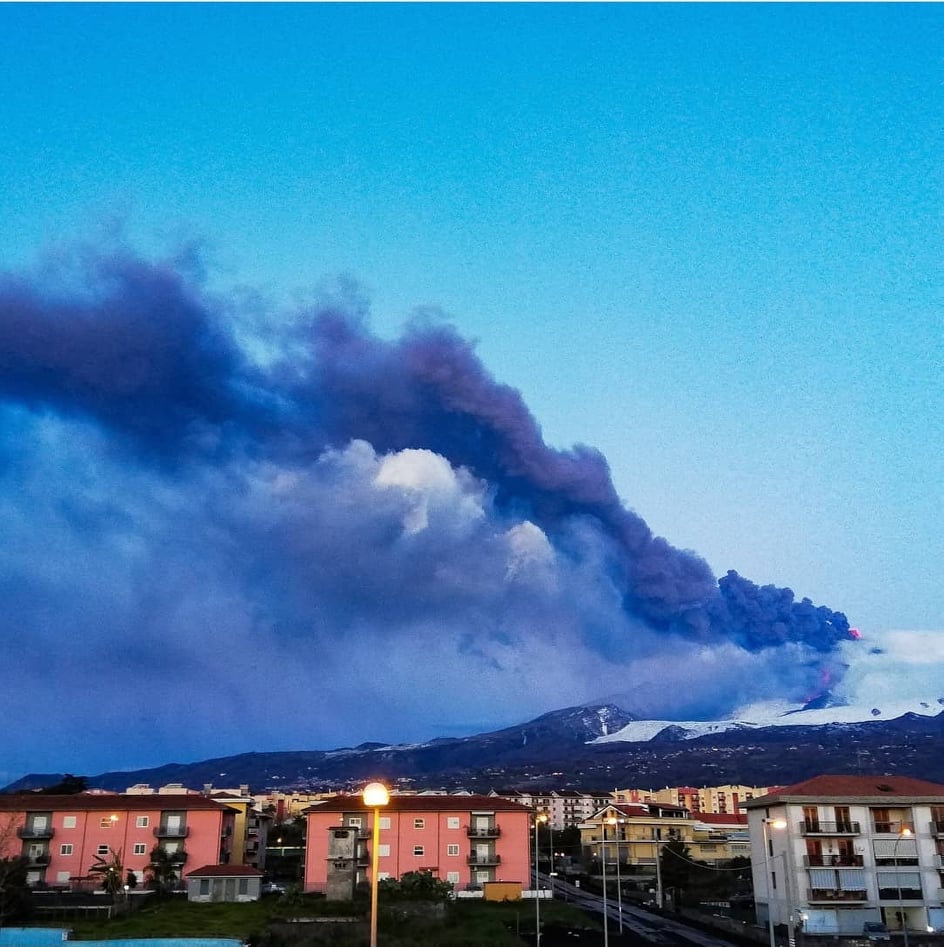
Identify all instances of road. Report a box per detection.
[544,874,745,947]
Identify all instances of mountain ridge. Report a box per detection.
[4,698,943,794]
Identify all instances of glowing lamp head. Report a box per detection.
[362,782,389,808]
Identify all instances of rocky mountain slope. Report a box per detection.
[5,700,943,794]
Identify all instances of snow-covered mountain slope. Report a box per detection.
[590,696,944,745]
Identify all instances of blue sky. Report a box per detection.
[0,3,941,782]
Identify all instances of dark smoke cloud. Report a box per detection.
[0,247,854,770]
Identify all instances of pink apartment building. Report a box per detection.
[304,794,533,898]
[0,793,236,889]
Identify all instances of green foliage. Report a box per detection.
[0,856,33,924]
[88,846,124,895]
[34,774,88,794]
[378,869,453,901]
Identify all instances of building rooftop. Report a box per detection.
[0,793,231,812]
[186,864,264,877]
[744,774,944,806]
[305,793,532,814]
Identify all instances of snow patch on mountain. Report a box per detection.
[590,696,944,745]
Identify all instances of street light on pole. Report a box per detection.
[607,817,623,933]
[762,817,788,947]
[600,818,610,947]
[362,782,389,947]
[535,813,547,947]
[895,827,914,947]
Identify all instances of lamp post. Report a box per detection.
[535,813,547,947]
[607,817,623,933]
[762,817,787,947]
[362,782,389,947]
[895,827,913,947]
[600,818,610,947]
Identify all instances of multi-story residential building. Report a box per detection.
[253,791,340,823]
[0,793,236,889]
[581,802,745,861]
[744,774,944,939]
[125,782,270,870]
[490,789,614,830]
[304,794,532,898]
[615,784,771,815]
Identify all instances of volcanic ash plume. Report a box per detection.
[0,247,855,739]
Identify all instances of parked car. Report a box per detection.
[261,881,287,896]
[863,922,890,942]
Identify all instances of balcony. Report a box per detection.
[164,851,188,865]
[17,826,54,840]
[25,854,50,867]
[804,853,864,867]
[154,825,190,838]
[798,821,860,836]
[468,854,502,866]
[878,887,922,902]
[871,821,914,835]
[467,825,501,839]
[807,888,868,903]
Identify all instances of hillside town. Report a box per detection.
[3,774,944,945]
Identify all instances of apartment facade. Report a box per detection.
[615,784,771,815]
[580,803,746,864]
[490,789,614,830]
[0,793,236,889]
[304,794,532,897]
[744,774,944,938]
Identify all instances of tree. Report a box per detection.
[34,775,88,795]
[0,815,32,924]
[88,847,124,896]
[659,838,694,904]
[146,846,180,894]
[378,870,453,902]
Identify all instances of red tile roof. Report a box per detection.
[305,794,532,814]
[185,865,264,877]
[744,774,944,805]
[0,793,230,812]
[695,812,748,826]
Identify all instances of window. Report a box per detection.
[97,845,109,856]
[379,817,391,830]
[56,871,71,884]
[62,816,76,829]
[133,843,147,856]
[199,879,210,895]
[100,817,115,829]
[59,844,73,856]
[378,872,391,880]
[238,879,248,895]
[447,844,460,856]
[447,817,460,829]
[414,818,425,829]
[413,845,424,856]
[136,816,149,828]
[446,871,460,884]
[378,844,390,857]
[348,817,362,828]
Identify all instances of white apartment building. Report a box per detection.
[744,774,944,939]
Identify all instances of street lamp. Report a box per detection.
[362,782,389,947]
[600,818,610,947]
[535,813,547,947]
[895,827,914,947]
[607,817,623,933]
[762,817,787,947]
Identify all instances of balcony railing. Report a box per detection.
[25,854,50,866]
[798,821,860,836]
[803,853,864,867]
[17,826,55,839]
[807,888,868,903]
[871,821,914,835]
[154,826,190,838]
[468,854,501,866]
[878,887,923,902]
[467,825,501,838]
